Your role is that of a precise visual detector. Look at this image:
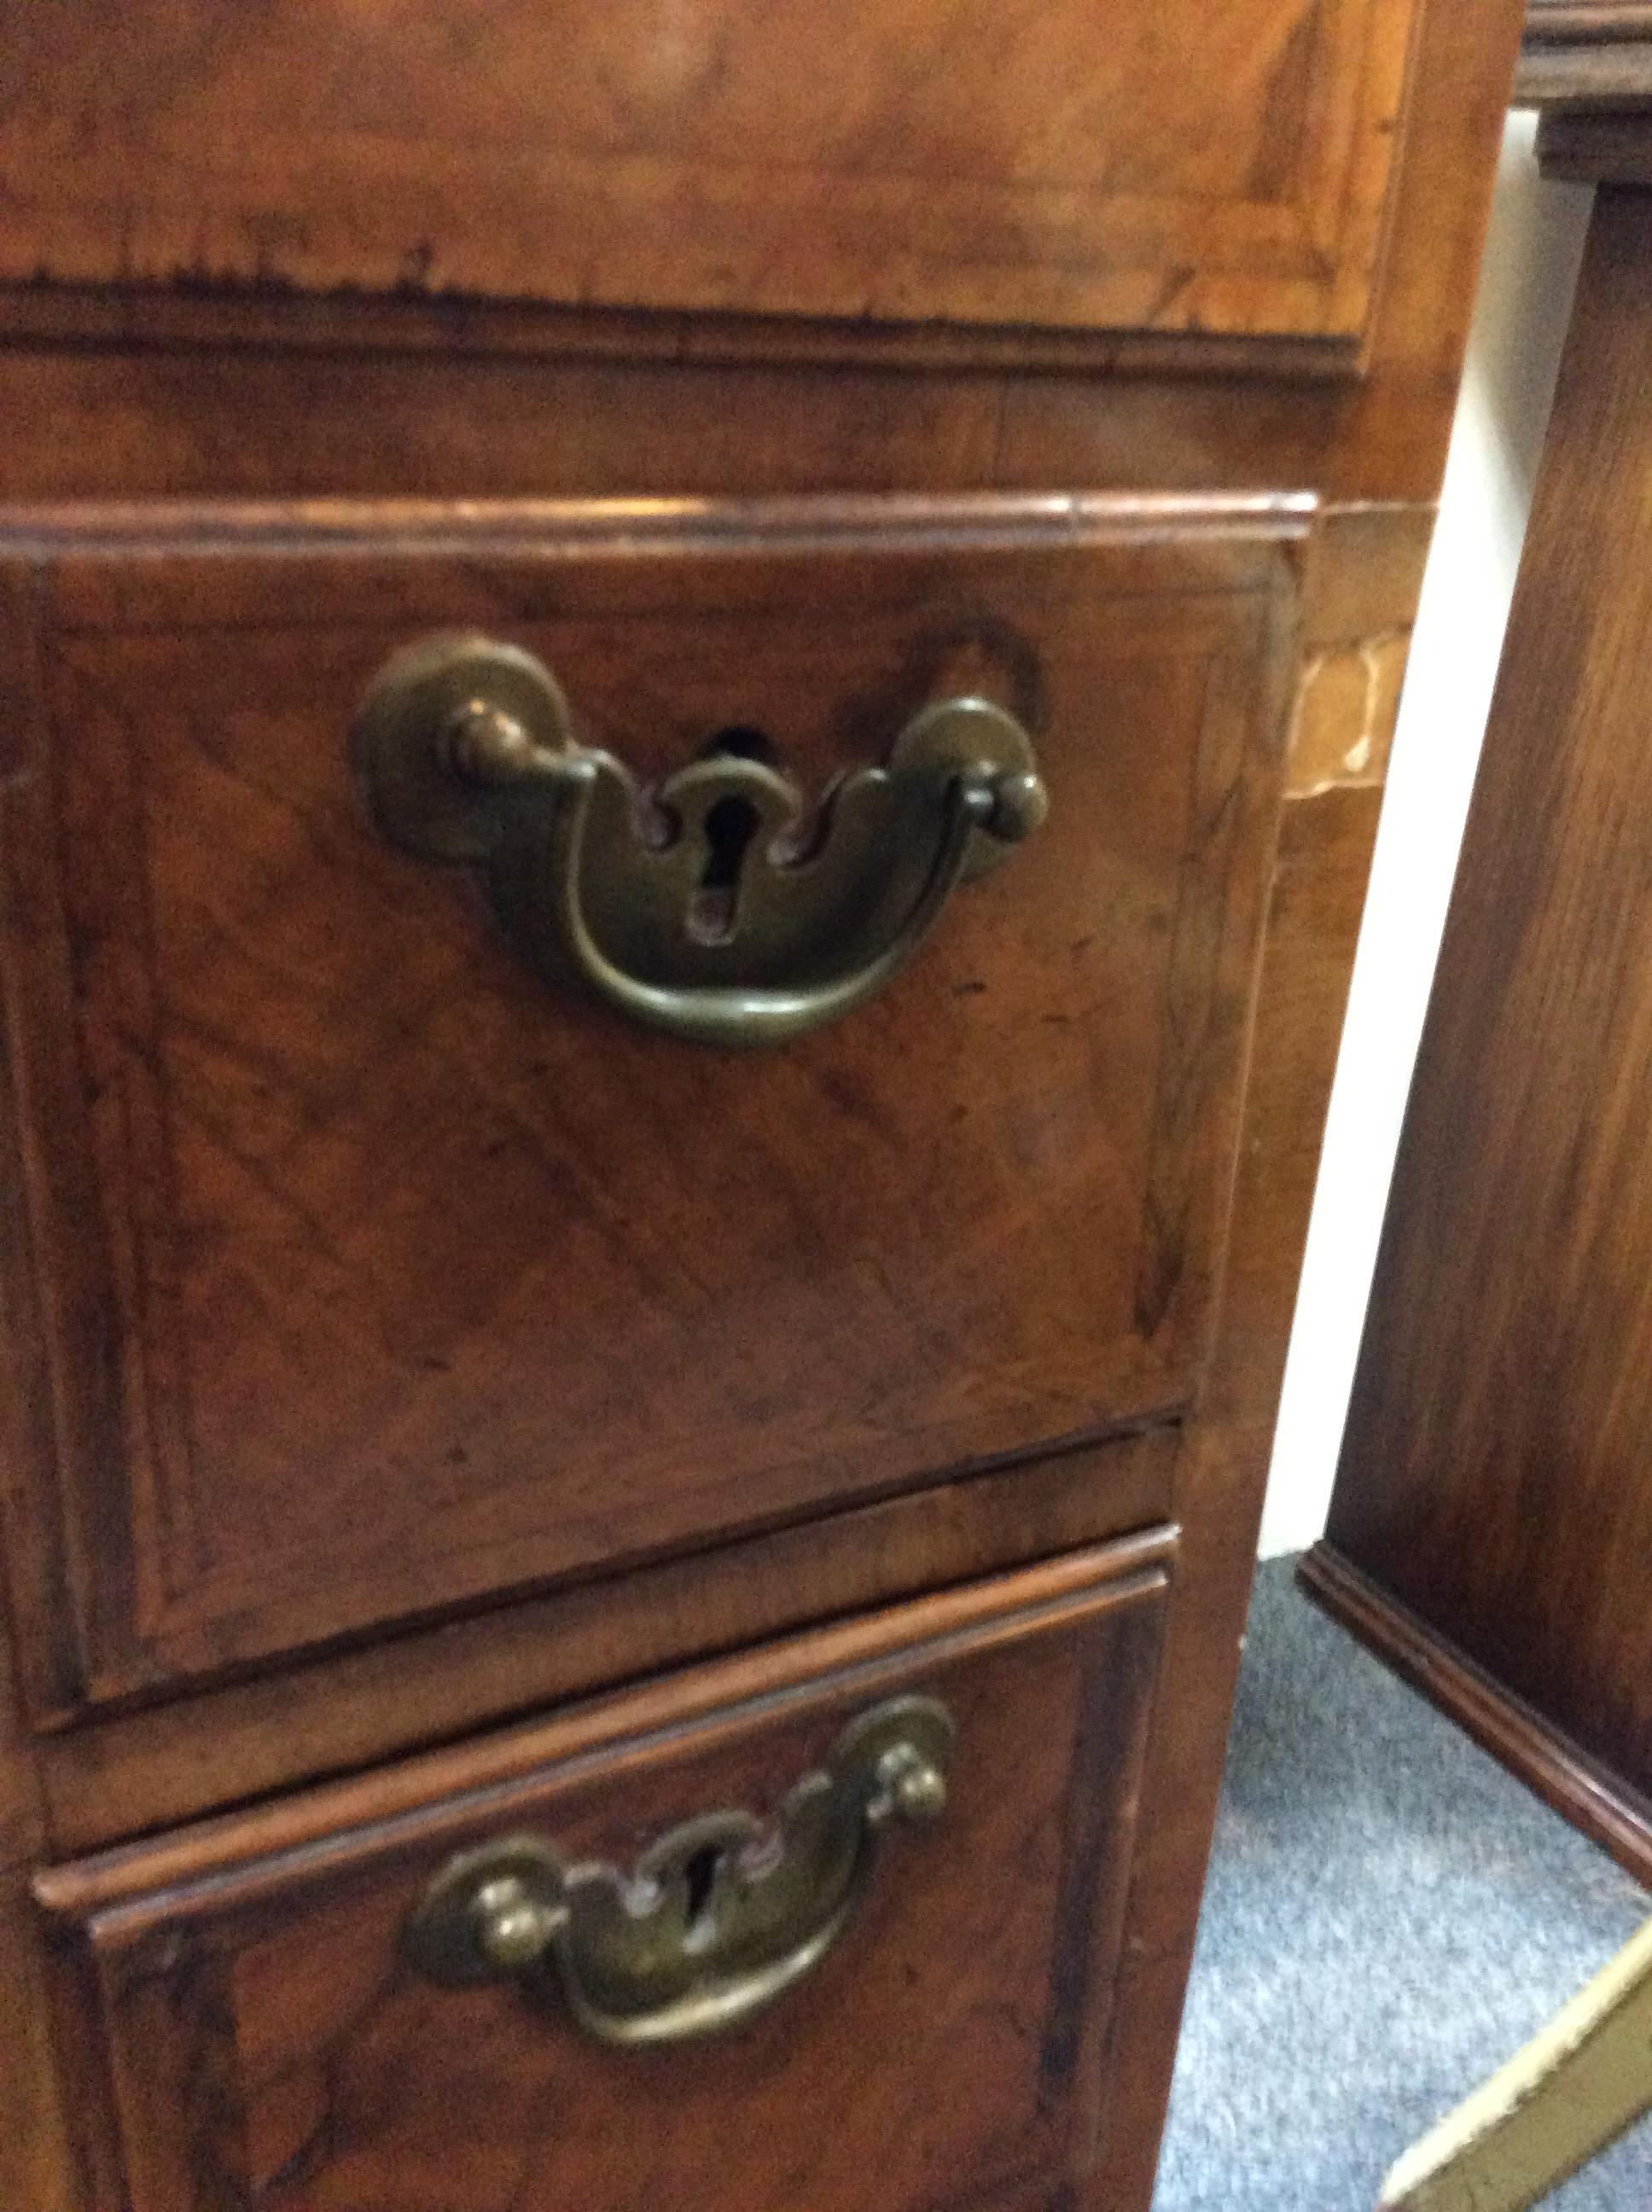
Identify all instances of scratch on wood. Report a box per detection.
[1287,626,1411,797]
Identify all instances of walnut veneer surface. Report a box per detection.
[0,5,1522,2208]
[4,502,1298,1716]
[38,1544,1175,2212]
[3,0,1417,352]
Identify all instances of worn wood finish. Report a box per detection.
[0,0,1523,512]
[38,1541,1173,2212]
[18,510,1434,1861]
[1091,777,1390,2206]
[40,1423,1179,1856]
[0,4,1527,2205]
[2,0,1420,352]
[0,494,1300,1719]
[1084,504,1429,2202]
[1317,187,1652,1880]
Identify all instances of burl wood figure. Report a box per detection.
[0,6,1521,2207]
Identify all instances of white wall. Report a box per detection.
[1256,114,1595,1561]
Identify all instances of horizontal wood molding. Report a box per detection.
[0,281,1365,386]
[1518,0,1652,111]
[38,1531,1177,1921]
[1298,1544,1652,1889]
[38,1429,1181,1856]
[0,486,1319,566]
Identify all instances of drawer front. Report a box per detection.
[38,1538,1172,2212]
[1,1,1420,357]
[0,495,1299,1711]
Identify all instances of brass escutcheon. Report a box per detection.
[403,1696,955,2046]
[352,633,1047,1048]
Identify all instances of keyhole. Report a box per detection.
[700,794,764,896]
[689,726,778,944]
[682,1842,726,1947]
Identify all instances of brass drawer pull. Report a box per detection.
[404,1695,954,2046]
[353,634,1046,1048]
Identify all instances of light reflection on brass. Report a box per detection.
[404,1696,955,2046]
[353,632,1046,1048]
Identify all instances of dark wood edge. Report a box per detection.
[0,280,1366,386]
[35,1528,1178,1930]
[1525,2,1652,44]
[1535,105,1652,176]
[0,488,1321,566]
[0,574,105,1726]
[1297,1543,1652,1889]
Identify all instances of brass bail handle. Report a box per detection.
[404,1697,955,2047]
[352,633,1048,1049]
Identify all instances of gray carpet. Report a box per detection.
[1155,1557,1652,2210]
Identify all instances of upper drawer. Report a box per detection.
[2,0,1422,356]
[0,494,1301,1714]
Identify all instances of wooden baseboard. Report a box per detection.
[1297,1544,1652,1891]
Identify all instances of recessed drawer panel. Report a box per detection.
[38,1537,1172,2212]
[0,0,1422,355]
[0,494,1300,1710]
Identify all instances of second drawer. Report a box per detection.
[39,1532,1174,2212]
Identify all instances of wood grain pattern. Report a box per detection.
[0,494,1300,1716]
[39,1423,1179,1855]
[30,502,1428,1850]
[0,0,1421,351]
[1091,529,1423,2203]
[38,1540,1172,2212]
[1087,538,1416,2197]
[1322,190,1652,1857]
[0,0,1525,520]
[1087,721,1393,2202]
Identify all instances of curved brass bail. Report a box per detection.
[352,633,1048,1050]
[404,1696,956,2047]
